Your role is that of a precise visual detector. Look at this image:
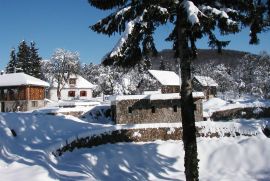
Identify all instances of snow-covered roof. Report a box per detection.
[51,74,96,89]
[148,70,181,86]
[110,92,204,102]
[194,76,218,87]
[0,73,49,87]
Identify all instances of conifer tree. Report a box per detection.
[89,1,270,180]
[16,40,31,74]
[29,41,42,78]
[15,40,42,78]
[6,48,17,73]
[143,57,152,70]
[159,59,166,70]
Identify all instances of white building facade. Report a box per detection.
[49,74,96,101]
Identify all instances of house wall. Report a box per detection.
[49,88,93,101]
[161,85,180,94]
[112,98,203,124]
[0,86,45,101]
[1,100,45,112]
[26,86,45,100]
[0,86,47,112]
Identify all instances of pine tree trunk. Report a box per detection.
[177,8,199,181]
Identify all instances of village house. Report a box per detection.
[0,73,49,112]
[193,75,218,99]
[49,74,96,101]
[148,70,181,94]
[110,92,204,124]
[146,70,218,99]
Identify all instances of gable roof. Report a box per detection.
[51,74,96,89]
[0,73,50,87]
[148,70,181,86]
[194,76,218,87]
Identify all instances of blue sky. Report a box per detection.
[0,0,270,70]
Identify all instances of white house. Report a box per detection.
[49,74,96,101]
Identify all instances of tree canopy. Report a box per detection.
[6,40,42,78]
[90,0,270,67]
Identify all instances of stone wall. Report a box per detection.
[210,107,270,121]
[161,86,180,93]
[112,98,203,124]
[53,126,257,157]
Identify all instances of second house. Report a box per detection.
[49,74,96,101]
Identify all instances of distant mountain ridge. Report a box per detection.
[150,49,248,70]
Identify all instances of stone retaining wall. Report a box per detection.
[210,107,270,121]
[53,126,257,157]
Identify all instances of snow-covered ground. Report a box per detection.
[0,109,270,180]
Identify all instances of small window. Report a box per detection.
[151,106,156,113]
[193,103,197,111]
[128,106,132,114]
[31,101,38,107]
[80,91,87,97]
[68,91,75,97]
[173,105,177,112]
[69,78,76,85]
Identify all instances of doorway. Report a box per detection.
[1,102,5,112]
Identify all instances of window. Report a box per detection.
[69,78,76,85]
[173,105,177,112]
[80,91,87,97]
[128,107,132,114]
[193,103,197,111]
[31,101,38,107]
[68,91,75,97]
[151,106,156,113]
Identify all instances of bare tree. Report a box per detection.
[50,49,81,100]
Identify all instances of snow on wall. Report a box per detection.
[110,92,204,102]
[204,97,270,118]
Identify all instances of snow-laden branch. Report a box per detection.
[115,6,131,17]
[110,18,138,57]
[200,5,237,25]
[181,0,203,25]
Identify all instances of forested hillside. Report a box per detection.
[150,49,248,71]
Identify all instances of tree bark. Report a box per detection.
[177,6,199,181]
